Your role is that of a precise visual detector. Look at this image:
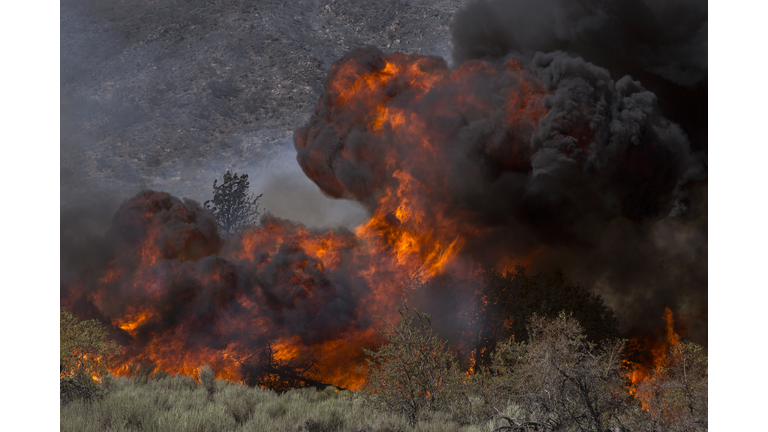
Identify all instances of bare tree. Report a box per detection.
[492,312,630,432]
[204,170,262,235]
[361,301,465,426]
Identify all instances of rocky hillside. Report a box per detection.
[61,0,468,209]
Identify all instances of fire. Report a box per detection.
[58,48,555,389]
[296,47,549,277]
[60,46,697,392]
[114,307,154,334]
[271,336,302,363]
[625,307,687,412]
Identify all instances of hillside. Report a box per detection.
[61,0,468,211]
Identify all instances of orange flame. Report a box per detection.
[625,307,686,412]
[64,51,558,390]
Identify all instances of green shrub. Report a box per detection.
[157,373,197,392]
[216,383,260,425]
[101,387,158,430]
[60,376,103,405]
[61,375,491,432]
[60,307,122,404]
[265,399,290,419]
[154,402,236,432]
[60,399,107,432]
[198,364,216,399]
[299,409,345,432]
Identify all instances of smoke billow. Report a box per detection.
[450,0,708,153]
[448,0,708,342]
[294,43,706,343]
[296,46,698,247]
[61,190,375,386]
[60,0,708,387]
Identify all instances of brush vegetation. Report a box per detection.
[60,374,491,432]
[360,305,707,431]
[61,305,706,431]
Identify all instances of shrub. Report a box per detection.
[159,374,198,392]
[199,364,216,400]
[493,312,629,431]
[60,376,102,405]
[474,266,619,369]
[204,170,262,235]
[60,307,121,404]
[361,301,465,426]
[626,341,708,431]
[299,409,345,432]
[61,375,487,432]
[60,307,121,381]
[126,361,158,384]
[216,383,259,425]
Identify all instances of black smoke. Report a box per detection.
[449,0,708,343]
[294,44,707,344]
[450,0,708,153]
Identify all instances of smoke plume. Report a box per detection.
[60,1,708,388]
[295,44,706,344]
[61,190,380,387]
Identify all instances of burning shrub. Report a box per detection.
[125,361,157,385]
[360,301,465,426]
[60,307,122,405]
[627,341,708,431]
[60,307,121,383]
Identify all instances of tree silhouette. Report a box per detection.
[473,266,619,369]
[204,171,262,235]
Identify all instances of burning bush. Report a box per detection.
[60,307,121,382]
[625,311,709,431]
[356,305,709,430]
[60,307,122,404]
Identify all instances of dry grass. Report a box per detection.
[60,374,491,432]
